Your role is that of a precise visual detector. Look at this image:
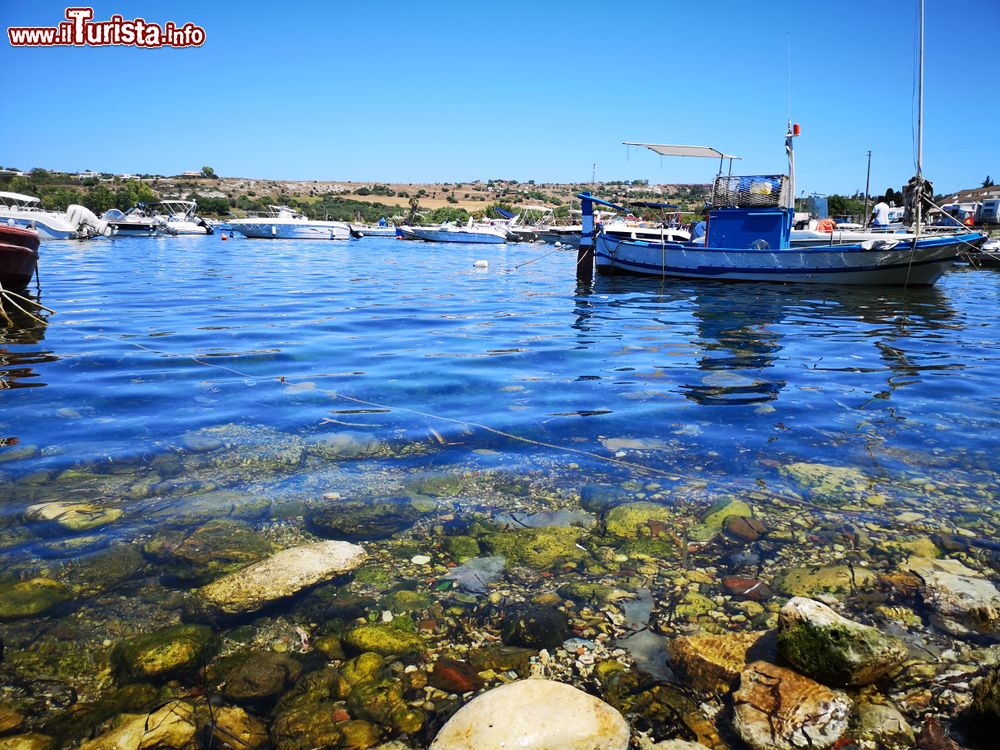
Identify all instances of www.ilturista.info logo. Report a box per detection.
[8,7,205,48]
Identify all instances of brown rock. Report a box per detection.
[430,657,484,693]
[667,631,773,695]
[724,516,767,542]
[916,716,960,750]
[722,576,774,602]
[733,661,852,750]
[0,705,25,734]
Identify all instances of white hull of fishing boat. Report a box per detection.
[538,226,582,246]
[230,220,350,240]
[408,225,507,244]
[595,231,980,286]
[351,224,397,238]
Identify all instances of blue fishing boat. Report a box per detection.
[593,127,984,286]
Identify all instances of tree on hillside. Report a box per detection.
[406,196,420,224]
[983,175,994,187]
[201,166,216,178]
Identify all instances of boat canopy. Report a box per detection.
[623,143,741,160]
[0,191,42,205]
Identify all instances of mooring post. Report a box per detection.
[578,191,595,280]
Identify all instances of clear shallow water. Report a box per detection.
[2,234,999,511]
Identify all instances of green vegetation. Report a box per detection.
[201,166,217,178]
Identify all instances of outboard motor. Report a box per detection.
[66,204,112,237]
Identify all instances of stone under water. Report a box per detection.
[429,678,630,750]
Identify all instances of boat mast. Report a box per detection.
[916,0,924,236]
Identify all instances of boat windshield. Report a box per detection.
[0,191,43,210]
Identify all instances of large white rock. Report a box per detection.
[429,679,629,750]
[194,540,366,616]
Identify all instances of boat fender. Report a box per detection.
[473,260,488,268]
[271,225,277,236]
[221,234,228,241]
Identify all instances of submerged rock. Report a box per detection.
[968,665,1000,727]
[111,624,217,681]
[307,498,421,541]
[24,501,122,533]
[779,462,882,505]
[773,564,877,598]
[78,700,197,750]
[733,661,852,750]
[270,669,343,750]
[309,431,386,460]
[0,736,52,750]
[904,555,1000,639]
[430,657,483,693]
[0,578,71,620]
[482,526,586,569]
[440,556,505,594]
[208,706,269,750]
[501,603,571,650]
[429,679,629,750]
[347,678,425,734]
[700,498,752,529]
[191,540,366,617]
[143,519,275,586]
[493,509,597,529]
[442,535,480,563]
[851,701,914,750]
[668,631,772,695]
[342,624,426,657]
[210,651,302,705]
[777,597,908,686]
[604,502,672,538]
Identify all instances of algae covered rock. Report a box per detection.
[0,735,52,750]
[191,540,367,617]
[557,581,629,606]
[309,431,387,460]
[381,589,432,614]
[429,679,629,750]
[0,578,71,620]
[336,652,385,696]
[779,462,882,505]
[501,603,571,650]
[307,497,421,541]
[604,502,672,538]
[337,720,383,750]
[271,669,343,750]
[777,597,908,686]
[442,534,480,563]
[24,501,122,533]
[851,701,914,750]
[342,624,426,657]
[347,678,425,734]
[111,624,217,681]
[733,661,852,750]
[211,651,302,705]
[773,564,877,598]
[482,525,587,569]
[699,497,752,529]
[142,519,275,586]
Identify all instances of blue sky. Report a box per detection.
[2,0,998,196]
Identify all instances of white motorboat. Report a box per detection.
[102,203,158,236]
[350,221,397,238]
[408,220,508,244]
[152,200,214,235]
[537,225,583,246]
[0,191,111,239]
[228,205,350,240]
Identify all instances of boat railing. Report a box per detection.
[711,175,789,209]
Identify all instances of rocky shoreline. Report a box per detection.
[0,428,998,749]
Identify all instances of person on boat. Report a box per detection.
[871,199,891,228]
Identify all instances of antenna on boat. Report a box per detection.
[915,0,924,238]
[785,121,800,211]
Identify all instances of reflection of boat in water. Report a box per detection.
[0,286,52,391]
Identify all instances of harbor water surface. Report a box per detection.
[1,234,999,745]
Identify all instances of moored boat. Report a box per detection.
[229,205,350,240]
[408,221,507,244]
[102,203,158,236]
[593,129,984,286]
[0,224,40,291]
[152,200,214,235]
[0,191,111,240]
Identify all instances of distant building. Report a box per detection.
[179,171,203,178]
[118,173,139,180]
[0,169,27,177]
[73,170,100,180]
[944,185,1000,203]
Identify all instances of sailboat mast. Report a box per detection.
[917,0,924,179]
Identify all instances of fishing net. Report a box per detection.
[711,175,789,209]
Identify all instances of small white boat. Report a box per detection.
[0,191,111,239]
[152,200,214,235]
[228,205,350,240]
[351,222,397,238]
[408,220,508,244]
[537,225,583,246]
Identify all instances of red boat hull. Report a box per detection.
[0,225,40,291]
